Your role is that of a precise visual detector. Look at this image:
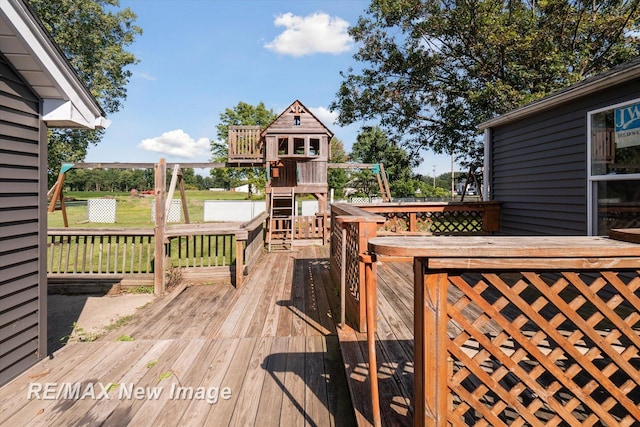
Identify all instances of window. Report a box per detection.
[294,138,305,155]
[278,137,288,155]
[309,138,320,156]
[588,99,640,235]
[293,115,301,126]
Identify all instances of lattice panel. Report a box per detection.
[330,212,342,269]
[345,223,360,301]
[429,210,483,234]
[87,198,116,223]
[379,212,410,232]
[444,269,640,426]
[330,214,360,301]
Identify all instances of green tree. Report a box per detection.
[30,0,142,185]
[350,126,418,197]
[327,137,350,198]
[210,101,276,198]
[331,0,640,168]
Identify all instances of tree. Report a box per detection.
[210,101,276,198]
[350,126,418,197]
[327,137,350,198]
[330,0,640,168]
[30,0,142,185]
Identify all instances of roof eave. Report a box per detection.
[0,0,108,129]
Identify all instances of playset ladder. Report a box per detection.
[375,163,392,202]
[268,187,295,251]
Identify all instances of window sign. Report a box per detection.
[615,102,640,148]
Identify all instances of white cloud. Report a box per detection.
[138,129,210,159]
[137,72,157,81]
[264,12,353,57]
[309,106,338,127]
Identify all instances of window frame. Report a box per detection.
[586,97,640,235]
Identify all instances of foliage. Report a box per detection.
[29,0,142,185]
[62,167,217,192]
[327,137,350,197]
[331,0,640,168]
[350,126,418,197]
[210,101,276,197]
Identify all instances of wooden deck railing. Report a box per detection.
[228,125,264,160]
[366,232,640,426]
[47,212,267,289]
[358,201,501,235]
[48,229,155,279]
[329,202,501,332]
[269,214,327,242]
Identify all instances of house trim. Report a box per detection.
[0,0,108,129]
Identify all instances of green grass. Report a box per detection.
[49,190,261,228]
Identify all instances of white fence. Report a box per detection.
[151,199,182,223]
[204,200,266,222]
[87,199,116,223]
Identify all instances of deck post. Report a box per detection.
[361,252,381,427]
[235,237,244,288]
[154,159,166,295]
[414,258,449,427]
[340,225,347,328]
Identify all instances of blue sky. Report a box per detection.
[86,0,454,178]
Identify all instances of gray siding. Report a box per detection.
[0,53,46,386]
[490,78,640,235]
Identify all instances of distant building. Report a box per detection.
[480,57,640,236]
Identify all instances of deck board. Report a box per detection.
[0,245,357,426]
[337,261,417,427]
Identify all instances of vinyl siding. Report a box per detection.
[0,53,45,386]
[489,78,640,235]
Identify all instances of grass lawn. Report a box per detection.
[48,190,263,228]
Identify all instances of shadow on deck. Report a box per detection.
[1,245,361,426]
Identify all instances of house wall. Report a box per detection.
[0,53,47,385]
[489,78,640,235]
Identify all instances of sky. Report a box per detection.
[86,0,455,178]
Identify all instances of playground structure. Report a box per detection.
[227,100,391,249]
[48,100,392,251]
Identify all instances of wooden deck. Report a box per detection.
[338,261,415,427]
[0,245,357,426]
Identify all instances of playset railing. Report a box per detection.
[227,125,263,160]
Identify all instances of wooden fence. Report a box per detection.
[329,202,501,332]
[367,233,640,426]
[48,229,154,279]
[48,212,267,290]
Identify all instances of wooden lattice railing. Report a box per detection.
[330,205,383,330]
[367,234,640,426]
[359,201,501,235]
[228,125,264,160]
[445,269,640,425]
[329,202,500,331]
